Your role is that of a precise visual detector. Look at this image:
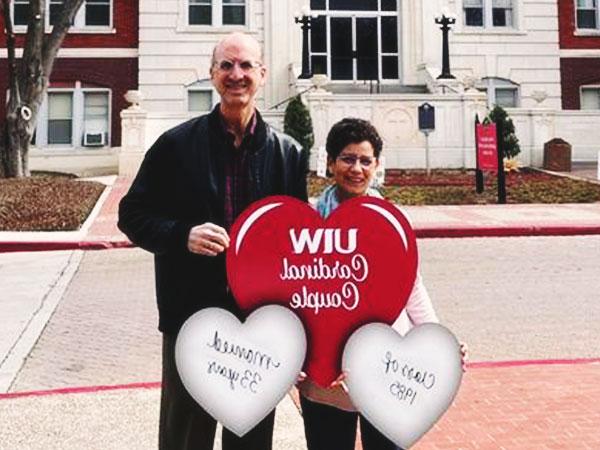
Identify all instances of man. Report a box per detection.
[118,33,308,450]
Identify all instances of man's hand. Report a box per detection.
[188,223,230,256]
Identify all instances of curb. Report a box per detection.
[3,223,600,252]
[0,240,133,253]
[530,166,600,185]
[415,225,600,238]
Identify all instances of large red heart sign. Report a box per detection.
[226,195,418,387]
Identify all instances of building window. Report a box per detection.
[188,0,246,26]
[464,0,484,26]
[85,0,111,26]
[49,0,63,26]
[495,87,518,107]
[13,0,29,26]
[189,0,212,25]
[188,89,214,112]
[309,1,400,81]
[576,0,599,29]
[48,92,73,145]
[223,0,245,25]
[478,78,520,108]
[581,87,600,109]
[35,87,111,148]
[463,0,513,28]
[12,0,111,28]
[83,92,109,146]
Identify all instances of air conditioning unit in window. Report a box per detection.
[83,132,106,147]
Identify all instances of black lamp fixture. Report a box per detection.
[295,6,317,79]
[435,13,457,80]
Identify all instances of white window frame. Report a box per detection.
[12,0,114,34]
[34,83,111,150]
[457,0,524,33]
[308,2,402,84]
[186,86,217,113]
[179,0,249,31]
[580,85,600,109]
[478,77,520,108]
[575,0,600,32]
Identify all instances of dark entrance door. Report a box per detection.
[356,17,378,81]
[330,17,353,80]
[330,17,379,81]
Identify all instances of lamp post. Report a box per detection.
[435,14,456,80]
[295,6,316,79]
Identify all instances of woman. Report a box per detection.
[298,117,442,450]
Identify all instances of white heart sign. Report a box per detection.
[175,305,307,436]
[342,323,463,449]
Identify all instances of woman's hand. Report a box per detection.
[459,342,469,372]
[296,371,307,384]
[297,372,355,411]
[329,371,349,393]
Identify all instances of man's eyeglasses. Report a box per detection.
[213,59,263,73]
[336,154,376,168]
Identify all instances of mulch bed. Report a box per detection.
[0,174,105,231]
[1,168,598,232]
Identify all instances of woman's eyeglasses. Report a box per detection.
[213,59,263,73]
[336,155,375,168]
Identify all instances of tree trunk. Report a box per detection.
[1,104,37,177]
[0,125,6,179]
[0,0,84,178]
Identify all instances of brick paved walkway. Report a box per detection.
[10,248,160,392]
[414,361,600,449]
[84,176,132,244]
[6,238,599,448]
[289,360,600,450]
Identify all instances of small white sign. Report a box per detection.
[316,146,328,178]
[175,305,307,436]
[373,155,386,187]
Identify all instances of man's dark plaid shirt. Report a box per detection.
[219,112,258,231]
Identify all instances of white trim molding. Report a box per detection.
[560,49,600,58]
[0,48,138,58]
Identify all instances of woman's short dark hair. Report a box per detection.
[325,117,383,160]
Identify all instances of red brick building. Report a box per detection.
[0,1,138,150]
[559,0,600,109]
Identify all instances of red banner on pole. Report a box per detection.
[476,123,498,172]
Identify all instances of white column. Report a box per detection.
[119,90,147,177]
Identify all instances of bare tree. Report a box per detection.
[1,0,84,178]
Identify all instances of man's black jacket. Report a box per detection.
[118,108,309,334]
